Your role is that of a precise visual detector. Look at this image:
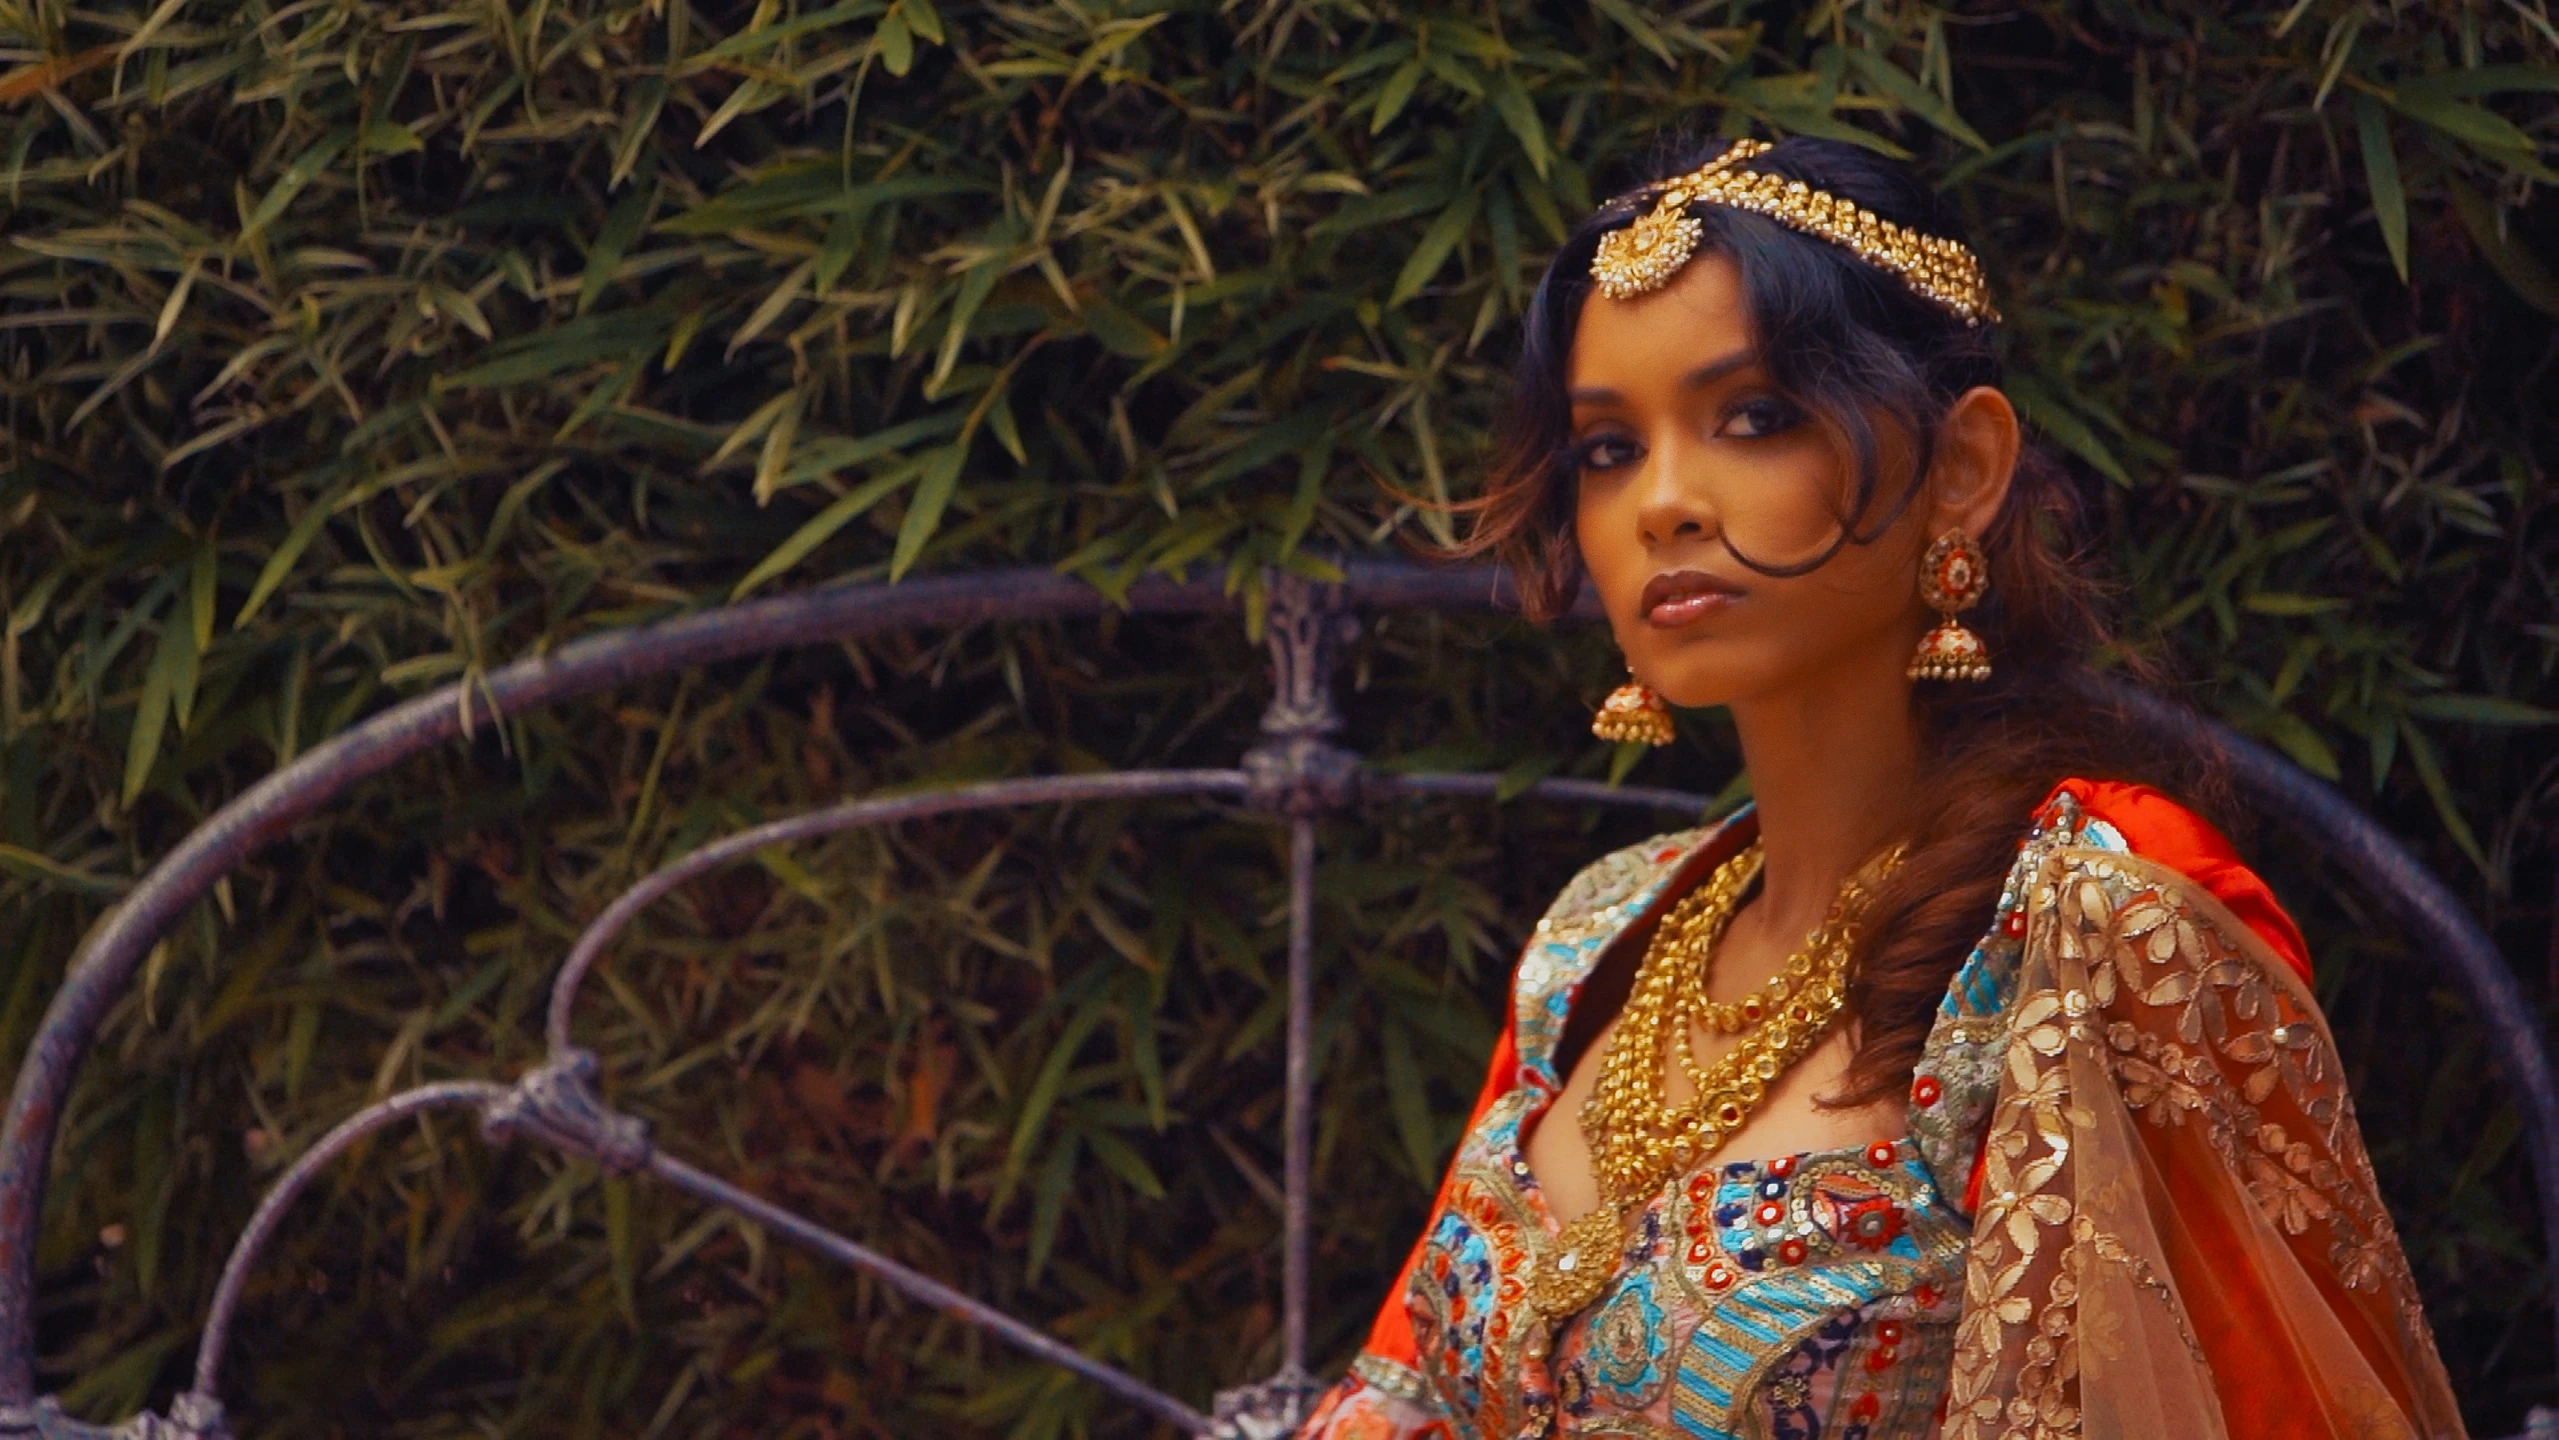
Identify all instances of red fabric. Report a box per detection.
[2059,778,2311,982]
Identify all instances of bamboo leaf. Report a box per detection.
[1024,1132,1080,1280]
[700,387,805,475]
[0,844,128,896]
[2255,709,2341,780]
[725,258,817,361]
[1839,46,1990,152]
[752,390,806,505]
[888,442,968,580]
[930,240,1014,394]
[2448,178,2559,319]
[1370,59,1426,134]
[151,256,201,351]
[122,595,189,804]
[234,484,350,630]
[1001,1003,1105,1197]
[2405,694,2559,726]
[1489,70,1550,178]
[1081,1127,1166,1199]
[579,181,656,315]
[1380,1019,1437,1187]
[116,0,194,61]
[2385,87,2540,160]
[729,458,925,599]
[241,129,354,241]
[2007,375,2133,487]
[440,309,674,389]
[2355,95,2410,282]
[1589,0,1678,67]
[878,9,914,77]
[2400,719,2493,877]
[1389,189,1483,306]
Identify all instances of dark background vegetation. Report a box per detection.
[0,0,2554,1434]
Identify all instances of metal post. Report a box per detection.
[1215,574,1361,1437]
[1283,813,1317,1384]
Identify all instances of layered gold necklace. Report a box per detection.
[1530,838,1904,1320]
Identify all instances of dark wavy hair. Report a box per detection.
[1452,133,2235,1105]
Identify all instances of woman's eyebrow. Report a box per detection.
[1682,348,1761,388]
[1566,348,1761,406]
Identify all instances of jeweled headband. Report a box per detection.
[1588,138,1999,327]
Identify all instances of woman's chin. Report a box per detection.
[1644,674,1750,713]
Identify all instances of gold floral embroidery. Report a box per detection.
[1943,980,2081,1440]
[1943,845,2455,1439]
[2061,854,2430,1335]
[2078,1219,2206,1366]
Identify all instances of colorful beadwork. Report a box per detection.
[1301,797,2142,1439]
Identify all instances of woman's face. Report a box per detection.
[1567,251,1989,713]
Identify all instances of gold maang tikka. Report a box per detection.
[1589,138,1999,326]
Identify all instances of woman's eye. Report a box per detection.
[1571,435,1642,472]
[1718,397,1806,439]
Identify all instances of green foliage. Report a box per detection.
[0,0,2553,1433]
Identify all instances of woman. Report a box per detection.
[1302,136,2464,1438]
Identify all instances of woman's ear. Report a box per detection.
[1927,385,2022,538]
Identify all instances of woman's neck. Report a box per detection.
[1727,661,1923,940]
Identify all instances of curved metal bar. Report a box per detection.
[177,1066,1210,1435]
[2103,683,2559,1381]
[644,1150,1211,1434]
[1371,772,1715,815]
[545,770,1253,1054]
[187,1081,509,1413]
[0,568,1233,1398]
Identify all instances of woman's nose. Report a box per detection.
[1633,442,1717,548]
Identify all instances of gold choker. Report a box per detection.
[1589,138,1999,327]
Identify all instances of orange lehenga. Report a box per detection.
[1303,781,2465,1439]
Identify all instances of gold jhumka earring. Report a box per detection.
[1591,670,1674,747]
[1908,530,1992,682]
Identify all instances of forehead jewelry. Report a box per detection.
[1588,137,2000,326]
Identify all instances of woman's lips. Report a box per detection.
[1639,569,1743,627]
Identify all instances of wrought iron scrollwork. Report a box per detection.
[0,1392,226,1439]
[1244,573,1364,816]
[1206,1372,1324,1440]
[479,1048,652,1175]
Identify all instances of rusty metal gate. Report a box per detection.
[1,558,2551,1438]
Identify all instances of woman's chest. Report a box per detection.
[1522,1018,1909,1225]
[1403,1088,1970,1440]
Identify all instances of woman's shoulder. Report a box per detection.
[2031,778,2310,982]
[1529,812,1743,939]
[1508,812,1749,1067]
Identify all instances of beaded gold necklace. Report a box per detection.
[1529,839,1903,1320]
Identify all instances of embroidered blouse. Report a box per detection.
[1302,781,2466,1440]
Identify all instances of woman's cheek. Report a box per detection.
[1719,461,1858,561]
[1573,490,1649,619]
